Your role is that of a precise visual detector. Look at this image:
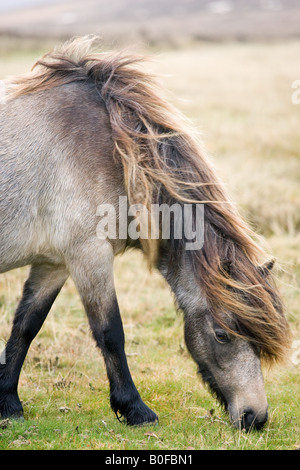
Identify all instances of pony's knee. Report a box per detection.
[92,311,125,354]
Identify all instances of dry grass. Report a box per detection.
[0,39,299,449]
[151,42,300,233]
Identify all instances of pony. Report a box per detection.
[0,37,290,431]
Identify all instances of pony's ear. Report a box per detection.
[223,260,232,275]
[258,259,275,277]
[221,238,235,275]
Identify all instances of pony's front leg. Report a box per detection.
[95,297,158,425]
[67,241,158,426]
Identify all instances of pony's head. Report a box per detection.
[157,197,289,430]
[164,247,285,430]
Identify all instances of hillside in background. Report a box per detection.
[0,0,300,44]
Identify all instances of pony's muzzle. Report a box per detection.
[240,407,269,431]
[229,404,269,432]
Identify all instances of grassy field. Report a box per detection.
[0,39,299,450]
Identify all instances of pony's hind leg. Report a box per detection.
[67,240,158,426]
[0,264,68,419]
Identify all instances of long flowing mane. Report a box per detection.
[8,36,290,362]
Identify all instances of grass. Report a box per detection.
[0,38,299,450]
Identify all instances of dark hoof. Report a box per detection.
[111,392,158,426]
[125,403,158,427]
[0,394,24,420]
[9,411,25,421]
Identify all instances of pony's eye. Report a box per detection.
[214,329,230,344]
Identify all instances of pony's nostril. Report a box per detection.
[242,408,268,432]
[242,408,255,430]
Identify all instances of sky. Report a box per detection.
[0,0,62,12]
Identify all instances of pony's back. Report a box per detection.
[0,79,124,272]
